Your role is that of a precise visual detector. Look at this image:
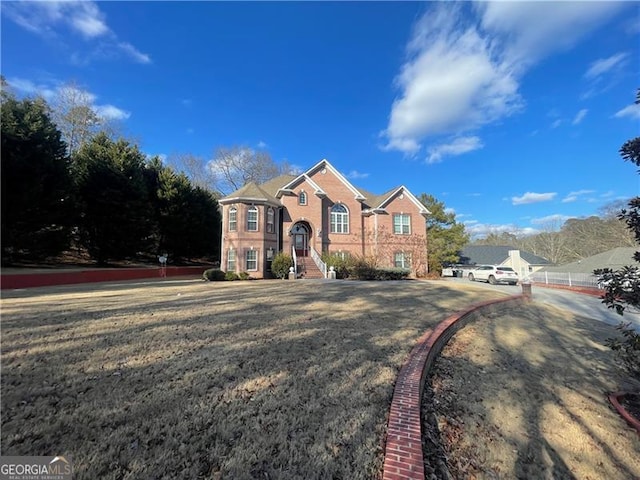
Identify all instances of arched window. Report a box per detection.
[266,207,275,233]
[330,203,349,234]
[299,191,307,206]
[228,207,237,232]
[247,206,258,231]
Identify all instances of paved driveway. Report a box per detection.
[446,277,640,331]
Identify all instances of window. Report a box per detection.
[299,191,307,206]
[330,204,349,233]
[394,252,412,269]
[266,207,275,233]
[393,213,411,234]
[247,206,258,231]
[246,250,258,271]
[227,249,237,271]
[228,207,237,232]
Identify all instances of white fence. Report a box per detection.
[529,271,600,288]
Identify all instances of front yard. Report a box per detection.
[1,279,501,479]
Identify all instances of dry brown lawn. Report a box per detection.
[427,302,640,480]
[1,278,502,480]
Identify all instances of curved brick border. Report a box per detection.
[382,294,527,480]
[608,392,640,436]
[0,266,208,290]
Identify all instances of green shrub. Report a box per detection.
[346,256,410,281]
[238,271,252,280]
[225,271,240,281]
[203,268,226,281]
[375,268,410,280]
[348,256,378,280]
[271,252,293,279]
[606,322,640,381]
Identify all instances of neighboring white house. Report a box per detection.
[458,245,552,277]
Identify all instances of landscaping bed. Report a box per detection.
[1,279,502,480]
[426,303,640,479]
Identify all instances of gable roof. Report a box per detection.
[218,159,429,217]
[360,186,430,217]
[459,245,551,266]
[541,247,638,273]
[278,159,365,201]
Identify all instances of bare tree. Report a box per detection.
[169,153,219,195]
[49,81,124,155]
[50,82,101,154]
[209,146,292,195]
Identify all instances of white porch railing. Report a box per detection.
[529,271,600,288]
[310,247,327,278]
[291,246,297,277]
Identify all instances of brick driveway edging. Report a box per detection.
[382,294,527,480]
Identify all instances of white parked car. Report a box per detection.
[468,265,519,285]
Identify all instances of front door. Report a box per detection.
[292,223,309,257]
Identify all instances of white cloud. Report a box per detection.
[94,104,130,120]
[562,189,595,203]
[6,77,56,100]
[382,2,626,157]
[257,141,268,149]
[346,170,370,180]
[9,77,131,123]
[572,109,588,125]
[3,1,108,38]
[117,42,152,64]
[3,1,150,64]
[476,2,626,66]
[512,192,557,205]
[427,136,483,164]
[71,2,109,38]
[614,103,640,120]
[383,4,521,155]
[551,119,563,129]
[464,221,539,239]
[584,52,629,80]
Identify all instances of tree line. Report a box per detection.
[1,80,221,265]
[471,204,635,265]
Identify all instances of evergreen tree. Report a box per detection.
[418,194,469,274]
[73,134,154,264]
[1,89,73,262]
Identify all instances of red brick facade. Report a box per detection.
[219,160,429,278]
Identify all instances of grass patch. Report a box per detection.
[1,279,503,479]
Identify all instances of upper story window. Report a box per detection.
[228,207,237,232]
[330,203,349,234]
[247,206,258,231]
[266,207,275,233]
[299,191,307,206]
[393,213,411,235]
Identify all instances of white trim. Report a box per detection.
[246,206,259,231]
[377,186,430,216]
[219,196,280,206]
[278,159,364,201]
[245,249,258,271]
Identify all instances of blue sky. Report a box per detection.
[2,1,639,239]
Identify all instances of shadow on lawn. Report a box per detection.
[1,280,505,480]
[429,303,639,479]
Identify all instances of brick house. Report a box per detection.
[218,159,430,278]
